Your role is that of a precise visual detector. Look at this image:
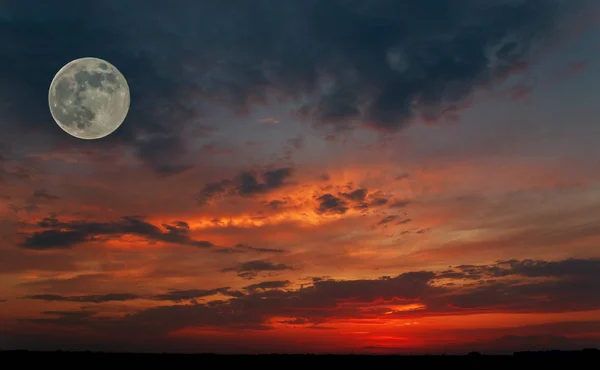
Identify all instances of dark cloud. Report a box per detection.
[0,0,587,173]
[23,293,139,303]
[42,310,94,320]
[245,280,290,292]
[331,188,393,212]
[222,260,293,279]
[264,199,288,210]
[112,271,436,334]
[280,317,309,325]
[315,194,349,215]
[437,258,600,281]
[309,276,332,283]
[395,173,410,181]
[262,168,294,190]
[15,258,600,338]
[284,272,436,311]
[431,259,600,312]
[19,229,87,250]
[390,200,410,208]
[340,188,367,202]
[214,243,285,254]
[444,279,600,312]
[18,215,214,250]
[368,197,388,207]
[20,287,246,305]
[198,168,294,204]
[20,310,97,327]
[17,274,116,294]
[31,188,60,201]
[152,288,244,303]
[315,183,396,214]
[378,215,398,225]
[503,258,600,278]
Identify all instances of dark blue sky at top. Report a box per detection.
[0,0,591,174]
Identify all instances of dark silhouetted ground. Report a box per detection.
[1,348,599,367]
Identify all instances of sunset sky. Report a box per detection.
[1,0,600,354]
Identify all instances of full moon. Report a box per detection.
[48,57,130,140]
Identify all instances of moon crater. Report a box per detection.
[48,57,130,140]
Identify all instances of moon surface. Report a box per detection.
[48,57,130,140]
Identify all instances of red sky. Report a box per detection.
[1,0,600,354]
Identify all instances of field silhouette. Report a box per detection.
[2,348,598,368]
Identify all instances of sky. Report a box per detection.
[1,0,600,355]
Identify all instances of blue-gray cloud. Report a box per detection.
[0,0,588,174]
[18,215,213,249]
